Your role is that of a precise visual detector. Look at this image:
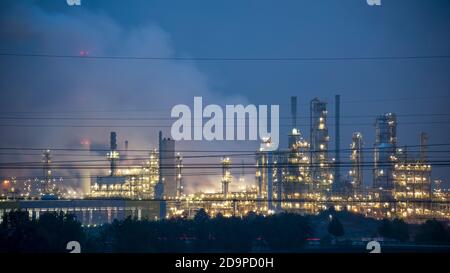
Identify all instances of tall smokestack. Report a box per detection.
[109,132,118,176]
[42,149,52,194]
[80,139,91,195]
[155,131,166,219]
[158,131,163,186]
[124,140,129,162]
[334,94,341,192]
[267,152,273,211]
[420,132,428,161]
[291,96,298,129]
[110,132,117,151]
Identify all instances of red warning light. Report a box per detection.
[80,139,91,146]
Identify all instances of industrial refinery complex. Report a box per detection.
[0,96,449,225]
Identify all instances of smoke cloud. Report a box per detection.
[0,2,257,193]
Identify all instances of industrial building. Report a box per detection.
[373,113,398,193]
[221,157,232,199]
[90,131,177,203]
[0,199,162,225]
[284,97,312,196]
[392,132,432,203]
[2,96,449,224]
[309,98,333,194]
[349,132,364,193]
[160,134,177,199]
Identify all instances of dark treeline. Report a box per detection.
[92,210,313,253]
[0,211,84,252]
[0,208,449,253]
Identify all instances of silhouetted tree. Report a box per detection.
[246,211,257,221]
[194,209,210,223]
[328,216,344,238]
[326,206,336,215]
[108,217,159,252]
[415,219,448,244]
[377,218,409,242]
[193,209,211,251]
[0,210,40,252]
[8,208,450,253]
[37,212,85,251]
[210,216,251,251]
[215,212,224,219]
[391,219,409,242]
[378,219,392,238]
[0,210,84,252]
[260,213,312,251]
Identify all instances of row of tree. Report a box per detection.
[86,210,314,252]
[378,217,450,244]
[0,209,449,252]
[0,211,84,252]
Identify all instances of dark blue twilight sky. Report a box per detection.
[0,0,449,192]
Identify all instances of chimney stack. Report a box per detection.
[291,96,298,129]
[109,132,118,176]
[334,94,341,191]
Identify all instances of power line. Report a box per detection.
[1,120,450,128]
[2,52,450,62]
[1,150,450,157]
[0,142,449,153]
[0,150,449,165]
[0,112,450,120]
[0,160,448,169]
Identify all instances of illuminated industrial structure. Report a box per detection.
[221,157,232,199]
[334,94,342,192]
[239,160,246,184]
[80,139,91,195]
[107,132,119,176]
[393,162,431,200]
[1,177,18,199]
[42,150,52,195]
[91,132,126,198]
[349,132,364,193]
[160,135,177,199]
[373,113,397,193]
[392,133,432,201]
[1,96,449,224]
[309,98,333,194]
[256,137,275,210]
[284,97,312,200]
[285,130,312,192]
[176,152,183,198]
[90,132,171,201]
[39,150,61,199]
[42,150,51,189]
